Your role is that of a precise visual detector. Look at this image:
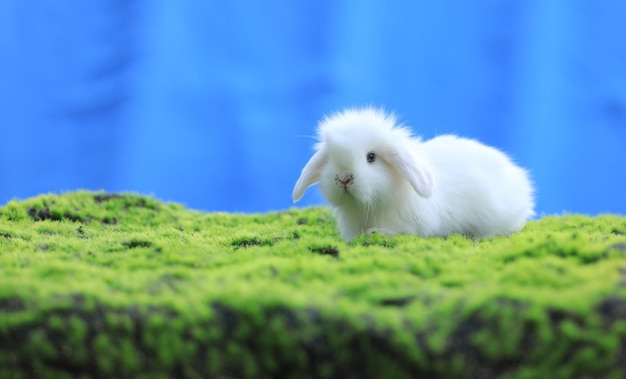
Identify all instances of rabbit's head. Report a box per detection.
[293,108,435,208]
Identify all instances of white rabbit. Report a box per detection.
[292,107,535,242]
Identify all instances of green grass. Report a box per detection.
[1,190,626,378]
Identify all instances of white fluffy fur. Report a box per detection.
[293,107,535,242]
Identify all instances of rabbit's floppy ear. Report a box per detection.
[292,147,328,203]
[387,147,435,198]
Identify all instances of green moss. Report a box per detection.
[0,190,626,378]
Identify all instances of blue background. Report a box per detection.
[1,1,625,215]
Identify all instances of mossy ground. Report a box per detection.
[1,191,626,378]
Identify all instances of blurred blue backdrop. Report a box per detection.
[1,1,625,215]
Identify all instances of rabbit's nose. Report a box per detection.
[335,174,354,189]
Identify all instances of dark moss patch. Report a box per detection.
[122,239,153,249]
[0,231,13,239]
[101,217,118,225]
[63,212,83,223]
[597,296,626,327]
[94,193,159,211]
[122,196,159,210]
[309,246,339,258]
[362,240,396,248]
[28,207,56,221]
[379,296,416,307]
[547,307,586,329]
[579,252,608,264]
[0,296,25,313]
[231,237,273,249]
[93,193,125,203]
[28,207,83,223]
[232,237,262,248]
[610,242,626,252]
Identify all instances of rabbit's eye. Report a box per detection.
[366,152,376,163]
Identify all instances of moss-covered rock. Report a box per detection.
[1,191,626,378]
